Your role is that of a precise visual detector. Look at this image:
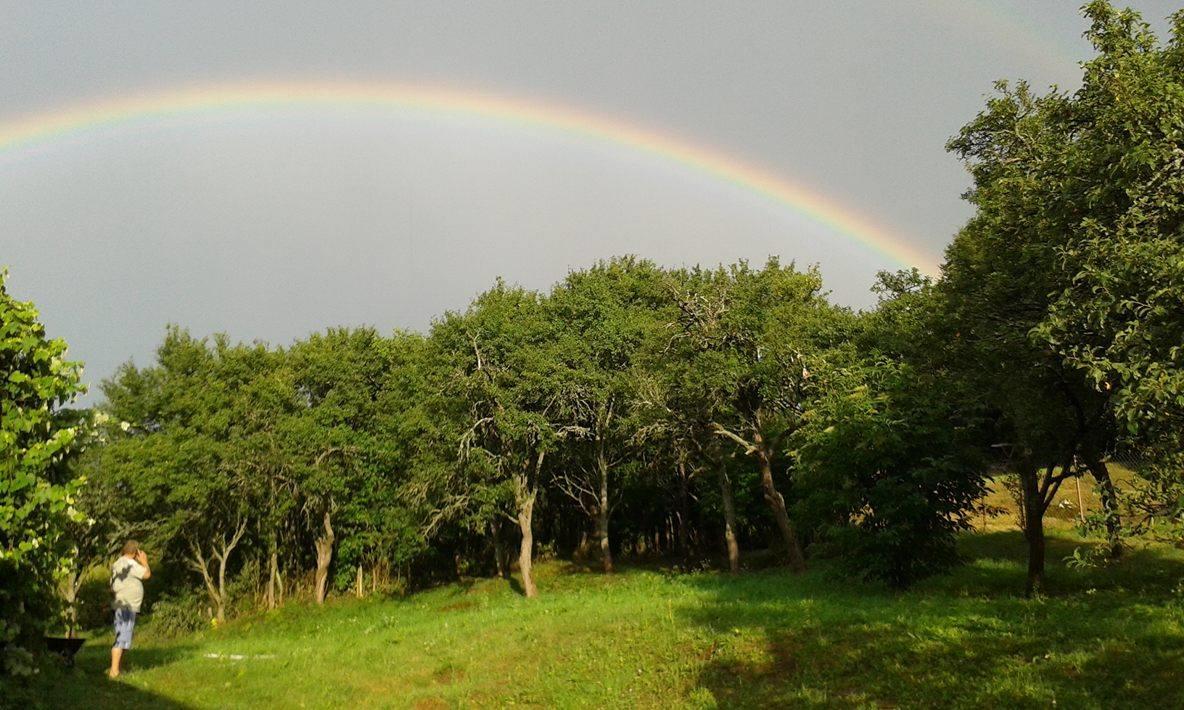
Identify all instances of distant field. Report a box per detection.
[22,526,1184,709]
[976,463,1140,533]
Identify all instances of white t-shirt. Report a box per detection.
[111,557,146,613]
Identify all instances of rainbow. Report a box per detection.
[0,82,938,273]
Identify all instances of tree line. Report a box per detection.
[3,0,1182,674]
[78,258,987,618]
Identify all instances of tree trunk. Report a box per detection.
[719,470,740,574]
[356,565,364,598]
[266,542,279,610]
[1025,513,1045,597]
[1019,461,1045,597]
[454,550,465,580]
[676,452,692,559]
[191,553,222,622]
[314,509,335,605]
[754,433,806,572]
[189,520,247,624]
[64,569,81,638]
[574,529,593,563]
[217,551,229,623]
[1075,476,1086,524]
[597,442,614,574]
[514,449,544,598]
[1087,459,1123,558]
[517,493,538,598]
[492,518,509,579]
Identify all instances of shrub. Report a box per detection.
[146,591,206,638]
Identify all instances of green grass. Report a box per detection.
[21,531,1184,709]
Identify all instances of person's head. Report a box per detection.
[121,540,140,558]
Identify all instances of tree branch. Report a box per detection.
[711,423,758,456]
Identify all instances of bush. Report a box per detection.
[794,362,986,587]
[224,558,263,618]
[146,591,206,638]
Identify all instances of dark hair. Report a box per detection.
[122,540,140,556]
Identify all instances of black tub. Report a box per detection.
[44,636,86,667]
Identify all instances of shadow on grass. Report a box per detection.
[18,643,199,709]
[926,530,1184,598]
[677,534,1184,708]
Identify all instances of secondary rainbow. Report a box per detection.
[0,82,938,273]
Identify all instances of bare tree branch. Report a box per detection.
[711,423,758,456]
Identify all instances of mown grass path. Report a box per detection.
[26,531,1184,708]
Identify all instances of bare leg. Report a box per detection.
[109,647,123,678]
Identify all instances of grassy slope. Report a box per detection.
[25,527,1184,709]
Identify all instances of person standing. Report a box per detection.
[108,540,150,679]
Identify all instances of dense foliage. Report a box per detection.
[0,271,89,675]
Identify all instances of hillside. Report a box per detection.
[25,529,1184,709]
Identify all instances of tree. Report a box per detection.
[1032,5,1184,475]
[90,324,447,619]
[938,3,1177,590]
[632,303,730,569]
[59,433,121,639]
[95,329,264,622]
[287,329,391,604]
[546,258,670,573]
[428,283,558,597]
[341,331,433,595]
[1,270,88,675]
[667,260,846,572]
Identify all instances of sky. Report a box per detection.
[1,1,1179,402]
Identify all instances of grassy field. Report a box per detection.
[20,522,1184,709]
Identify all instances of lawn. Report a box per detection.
[17,526,1184,709]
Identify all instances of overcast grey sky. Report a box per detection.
[2,1,1179,402]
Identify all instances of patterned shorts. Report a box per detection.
[113,607,137,649]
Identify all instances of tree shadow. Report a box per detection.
[924,530,1184,598]
[677,535,1184,707]
[19,644,200,709]
[72,639,200,673]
